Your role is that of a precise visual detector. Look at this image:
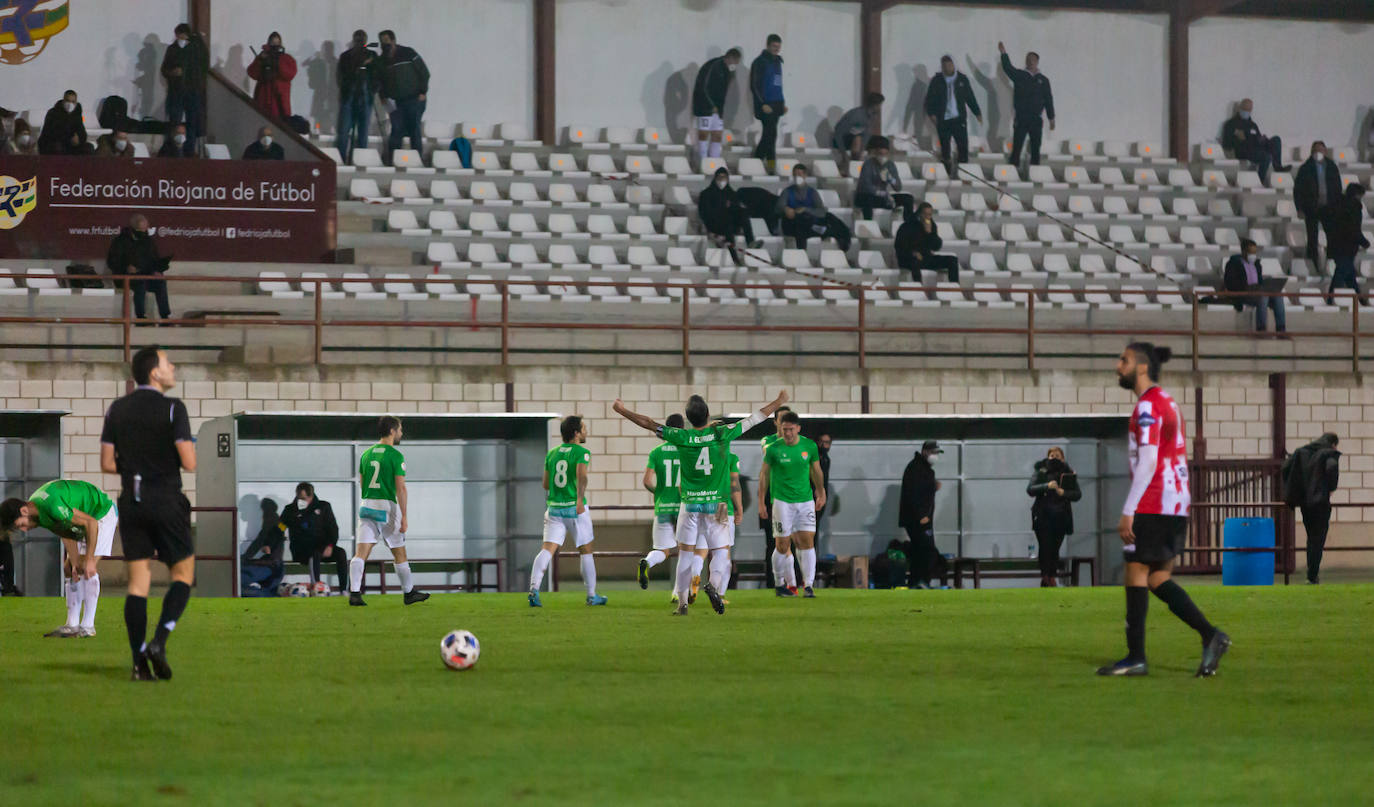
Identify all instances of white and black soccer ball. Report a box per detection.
[440,629,480,671]
[311,581,330,597]
[276,581,293,597]
[288,582,311,598]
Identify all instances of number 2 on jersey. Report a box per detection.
[367,460,381,490]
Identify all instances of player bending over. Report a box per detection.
[1098,342,1230,678]
[2,480,118,637]
[528,416,607,607]
[348,416,429,606]
[614,390,789,615]
[758,411,826,597]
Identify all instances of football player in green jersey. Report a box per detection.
[759,405,792,590]
[639,414,686,590]
[614,389,788,614]
[759,411,826,597]
[528,416,606,607]
[348,416,429,606]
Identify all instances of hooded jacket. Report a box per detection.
[697,178,746,236]
[899,452,937,529]
[1283,438,1341,508]
[247,39,298,118]
[37,99,87,154]
[1026,457,1081,534]
[749,50,784,118]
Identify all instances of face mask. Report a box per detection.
[296,498,309,510]
[114,139,127,151]
[174,134,186,145]
[715,179,727,189]
[177,38,188,48]
[1246,252,1258,262]
[792,176,806,187]
[1239,110,1251,120]
[727,63,737,73]
[1314,153,1325,162]
[927,453,938,464]
[62,101,75,113]
[260,136,273,147]
[17,134,30,146]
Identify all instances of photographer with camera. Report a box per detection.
[336,29,378,164]
[247,31,298,120]
[107,214,173,323]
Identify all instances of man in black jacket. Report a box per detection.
[37,90,91,155]
[161,24,209,156]
[1294,142,1342,264]
[750,34,786,169]
[899,441,942,588]
[692,48,742,167]
[698,167,760,263]
[242,126,284,160]
[998,42,1055,167]
[1283,433,1340,584]
[106,214,171,321]
[924,56,982,174]
[280,482,347,593]
[1221,99,1285,183]
[378,30,429,156]
[1026,447,1081,587]
[1223,238,1286,333]
[895,202,958,282]
[1321,183,1369,305]
[336,30,377,165]
[157,123,192,158]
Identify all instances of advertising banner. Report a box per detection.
[0,155,336,262]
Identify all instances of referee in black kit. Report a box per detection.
[100,347,197,681]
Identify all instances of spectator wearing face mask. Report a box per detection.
[94,128,134,158]
[157,122,193,158]
[698,166,760,263]
[1295,141,1342,264]
[899,440,943,589]
[1026,447,1081,587]
[691,47,742,168]
[247,31,297,119]
[1221,98,1286,184]
[161,23,209,157]
[895,202,959,282]
[831,92,884,166]
[279,483,346,593]
[3,119,37,155]
[777,163,827,249]
[924,55,981,175]
[38,90,92,155]
[106,214,172,322]
[242,126,284,160]
[377,29,429,157]
[1223,238,1287,334]
[854,135,913,220]
[1321,182,1370,306]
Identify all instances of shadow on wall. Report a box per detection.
[893,63,930,140]
[237,493,263,550]
[304,39,338,135]
[132,34,163,119]
[217,43,251,95]
[966,54,1003,144]
[1359,106,1374,161]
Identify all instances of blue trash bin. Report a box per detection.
[1222,517,1274,586]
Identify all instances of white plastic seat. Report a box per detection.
[508,182,542,203]
[301,272,345,299]
[510,152,541,172]
[586,184,619,205]
[548,184,580,204]
[257,271,300,298]
[391,149,424,170]
[383,273,428,301]
[351,148,385,169]
[1032,194,1060,214]
[428,209,462,233]
[467,242,505,265]
[508,243,544,265]
[431,150,462,171]
[587,214,620,236]
[205,143,230,160]
[468,211,502,235]
[548,153,581,172]
[426,242,460,265]
[348,178,384,201]
[342,273,384,300]
[548,214,581,236]
[467,181,501,203]
[470,151,503,171]
[389,178,427,203]
[429,179,461,202]
[387,209,424,233]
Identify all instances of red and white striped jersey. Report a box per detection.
[1126,386,1191,516]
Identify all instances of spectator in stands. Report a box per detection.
[691,47,742,168]
[1322,183,1370,305]
[242,126,285,160]
[280,482,347,593]
[106,214,172,322]
[924,55,982,175]
[378,30,429,157]
[777,163,827,249]
[241,498,286,565]
[899,440,942,588]
[1295,141,1342,264]
[895,202,959,282]
[336,30,378,165]
[998,41,1055,167]
[247,31,297,119]
[2,119,35,155]
[831,92,884,166]
[94,128,133,158]
[699,166,761,263]
[1221,98,1286,184]
[1026,446,1080,587]
[37,90,91,155]
[1282,432,1340,584]
[1224,238,1287,334]
[750,34,786,171]
[854,135,913,220]
[161,23,209,157]
[157,123,192,158]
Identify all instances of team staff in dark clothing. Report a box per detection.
[1282,433,1340,584]
[998,41,1055,167]
[0,530,19,595]
[1221,99,1286,183]
[899,440,942,589]
[698,167,760,263]
[1294,142,1342,264]
[280,482,347,592]
[378,30,430,155]
[100,347,196,681]
[336,30,378,165]
[1223,239,1286,333]
[691,48,742,166]
[37,90,91,155]
[815,434,832,519]
[895,202,959,282]
[924,56,982,174]
[1026,447,1081,587]
[750,34,786,169]
[161,24,210,156]
[1321,183,1369,304]
[107,214,172,322]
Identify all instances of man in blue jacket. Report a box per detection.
[750,34,786,170]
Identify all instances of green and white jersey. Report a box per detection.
[30,480,113,537]
[646,443,682,516]
[722,453,740,516]
[546,442,591,512]
[764,436,820,504]
[360,443,406,503]
[658,421,748,506]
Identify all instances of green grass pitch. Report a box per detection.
[2,585,1369,806]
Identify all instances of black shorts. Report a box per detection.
[118,491,195,565]
[1124,514,1187,565]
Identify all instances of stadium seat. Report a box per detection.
[382,273,429,301]
[391,149,425,170]
[431,150,463,171]
[205,143,230,160]
[352,148,386,170]
[429,179,462,203]
[257,271,301,299]
[387,209,428,235]
[349,178,387,201]
[342,273,385,300]
[301,272,345,299]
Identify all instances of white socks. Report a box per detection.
[784,555,798,588]
[797,548,817,588]
[65,578,81,626]
[771,551,792,588]
[81,574,100,629]
[674,549,695,602]
[698,139,710,160]
[529,548,552,592]
[645,549,667,569]
[580,553,598,597]
[396,561,414,594]
[709,550,731,593]
[708,140,722,158]
[349,557,365,593]
[691,553,705,579]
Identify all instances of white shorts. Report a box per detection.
[652,514,678,551]
[696,114,724,133]
[772,500,817,537]
[357,499,405,549]
[76,508,118,557]
[676,504,733,550]
[543,508,594,548]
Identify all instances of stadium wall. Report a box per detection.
[5,361,1372,570]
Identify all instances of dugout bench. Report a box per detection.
[301,558,504,593]
[947,556,1097,589]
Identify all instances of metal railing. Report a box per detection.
[1,271,1369,371]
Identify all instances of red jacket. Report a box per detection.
[247,49,297,118]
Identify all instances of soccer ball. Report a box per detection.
[440,629,480,671]
[311,581,330,597]
[276,581,293,597]
[288,582,311,598]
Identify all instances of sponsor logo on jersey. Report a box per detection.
[0,1,70,65]
[1136,413,1157,427]
[0,175,37,230]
